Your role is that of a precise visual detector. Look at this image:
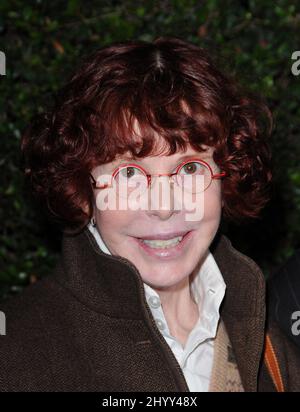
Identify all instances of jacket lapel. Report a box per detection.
[212,235,266,391]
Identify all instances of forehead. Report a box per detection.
[113,142,215,162]
[94,116,216,174]
[113,144,214,162]
[112,117,214,162]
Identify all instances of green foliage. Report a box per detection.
[1,0,300,299]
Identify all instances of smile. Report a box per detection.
[133,231,194,259]
[141,236,183,249]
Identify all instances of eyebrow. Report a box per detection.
[114,152,210,166]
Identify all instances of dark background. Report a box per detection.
[0,0,300,301]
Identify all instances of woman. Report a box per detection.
[1,37,299,392]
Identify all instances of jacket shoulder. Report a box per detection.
[0,276,67,391]
[259,316,300,392]
[267,250,300,349]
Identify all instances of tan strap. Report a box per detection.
[264,333,284,392]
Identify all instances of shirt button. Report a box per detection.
[155,318,165,331]
[148,295,161,309]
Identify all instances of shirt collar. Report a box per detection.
[88,222,111,254]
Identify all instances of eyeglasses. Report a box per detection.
[90,158,226,197]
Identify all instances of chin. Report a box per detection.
[140,269,189,290]
[133,255,196,286]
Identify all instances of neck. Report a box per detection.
[153,274,199,347]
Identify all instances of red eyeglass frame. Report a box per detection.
[90,158,226,190]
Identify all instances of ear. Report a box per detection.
[81,200,91,215]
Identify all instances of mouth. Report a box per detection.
[141,236,184,249]
[132,230,194,259]
[136,230,190,241]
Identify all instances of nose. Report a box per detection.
[145,175,180,220]
[147,208,178,221]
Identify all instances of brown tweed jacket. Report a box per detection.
[0,227,300,391]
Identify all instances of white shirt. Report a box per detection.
[88,222,226,391]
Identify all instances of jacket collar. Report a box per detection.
[53,226,265,391]
[211,234,266,391]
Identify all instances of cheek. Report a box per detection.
[96,209,127,231]
[94,209,139,245]
[201,183,223,226]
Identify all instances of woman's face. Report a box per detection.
[91,144,223,290]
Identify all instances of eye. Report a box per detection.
[118,166,144,180]
[179,161,207,176]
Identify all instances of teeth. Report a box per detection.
[142,236,183,249]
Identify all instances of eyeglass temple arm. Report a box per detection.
[90,173,113,189]
[212,172,226,179]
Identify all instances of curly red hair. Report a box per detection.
[21,37,272,232]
